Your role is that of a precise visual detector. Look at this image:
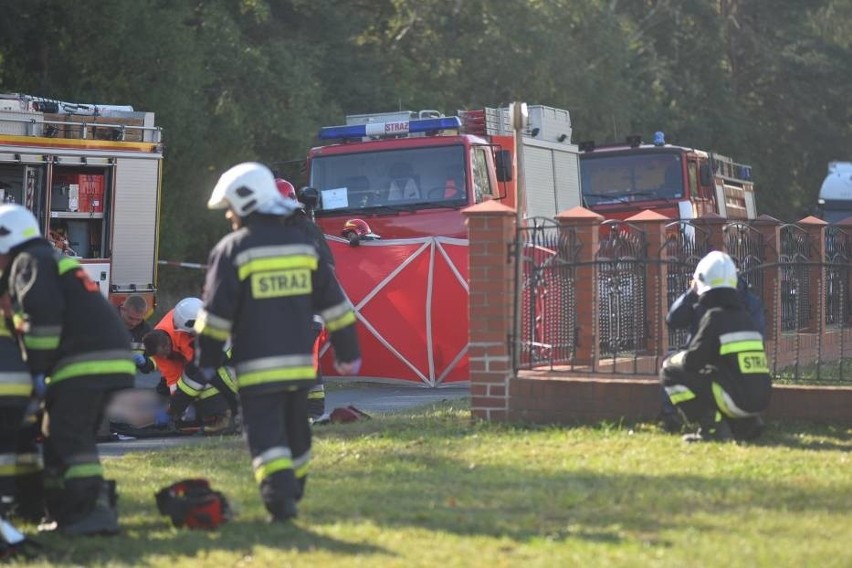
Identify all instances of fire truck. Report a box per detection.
[579,132,757,221]
[306,104,582,385]
[0,93,163,309]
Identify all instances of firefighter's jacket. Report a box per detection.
[679,287,772,414]
[0,314,30,401]
[4,239,134,388]
[195,214,360,393]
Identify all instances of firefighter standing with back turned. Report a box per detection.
[0,203,135,536]
[194,163,361,522]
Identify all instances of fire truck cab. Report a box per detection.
[579,132,757,221]
[305,104,582,385]
[0,93,163,308]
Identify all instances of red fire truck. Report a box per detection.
[579,132,757,221]
[306,104,582,385]
[0,93,163,309]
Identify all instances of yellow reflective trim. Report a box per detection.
[198,386,218,400]
[177,379,200,397]
[65,463,103,480]
[294,461,310,480]
[307,390,325,400]
[238,366,316,388]
[0,384,32,397]
[250,268,312,299]
[23,335,60,350]
[738,352,769,374]
[254,456,293,483]
[217,367,238,393]
[325,311,356,332]
[669,389,696,404]
[51,359,135,383]
[719,340,764,355]
[0,325,11,338]
[238,255,317,281]
[57,256,81,275]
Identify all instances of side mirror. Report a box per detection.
[495,150,513,182]
[699,164,713,186]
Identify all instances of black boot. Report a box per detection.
[683,411,733,443]
[58,480,119,536]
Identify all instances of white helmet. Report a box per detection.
[0,204,41,254]
[693,251,738,296]
[207,162,278,217]
[173,297,203,334]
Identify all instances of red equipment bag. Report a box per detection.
[155,478,231,530]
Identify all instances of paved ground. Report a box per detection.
[99,381,469,457]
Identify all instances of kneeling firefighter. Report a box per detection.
[0,204,134,535]
[660,251,772,442]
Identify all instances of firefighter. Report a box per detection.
[660,251,772,442]
[0,293,42,523]
[275,178,331,421]
[136,299,238,432]
[195,162,361,522]
[0,203,134,535]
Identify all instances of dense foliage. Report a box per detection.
[1,0,850,263]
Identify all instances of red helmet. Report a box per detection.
[274,178,297,200]
[342,218,372,239]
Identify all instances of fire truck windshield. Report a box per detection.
[310,145,467,214]
[581,152,684,206]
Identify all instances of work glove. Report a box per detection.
[153,408,172,428]
[32,374,47,399]
[134,353,155,373]
[334,357,362,376]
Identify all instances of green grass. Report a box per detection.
[13,401,852,567]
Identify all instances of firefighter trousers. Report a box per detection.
[240,385,311,519]
[42,378,124,525]
[0,400,42,520]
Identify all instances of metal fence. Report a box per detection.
[515,218,852,384]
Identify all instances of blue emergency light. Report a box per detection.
[318,116,462,140]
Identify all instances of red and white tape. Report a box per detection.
[157,260,207,270]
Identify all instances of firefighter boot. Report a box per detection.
[307,384,326,421]
[59,480,119,537]
[11,472,44,524]
[683,411,733,443]
[729,415,765,442]
[261,471,299,523]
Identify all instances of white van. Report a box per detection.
[817,162,852,223]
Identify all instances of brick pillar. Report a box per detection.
[755,215,782,342]
[692,212,727,252]
[555,206,603,365]
[462,201,516,422]
[798,216,828,334]
[625,210,669,355]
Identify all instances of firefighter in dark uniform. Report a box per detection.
[0,204,135,535]
[0,292,42,523]
[194,163,361,522]
[660,251,772,442]
[275,178,332,421]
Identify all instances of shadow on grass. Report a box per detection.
[31,519,389,565]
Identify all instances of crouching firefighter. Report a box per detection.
[168,359,239,434]
[0,293,42,524]
[0,204,134,535]
[660,251,772,443]
[195,163,362,522]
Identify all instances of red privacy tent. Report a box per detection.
[319,236,469,386]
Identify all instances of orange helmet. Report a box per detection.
[274,178,297,200]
